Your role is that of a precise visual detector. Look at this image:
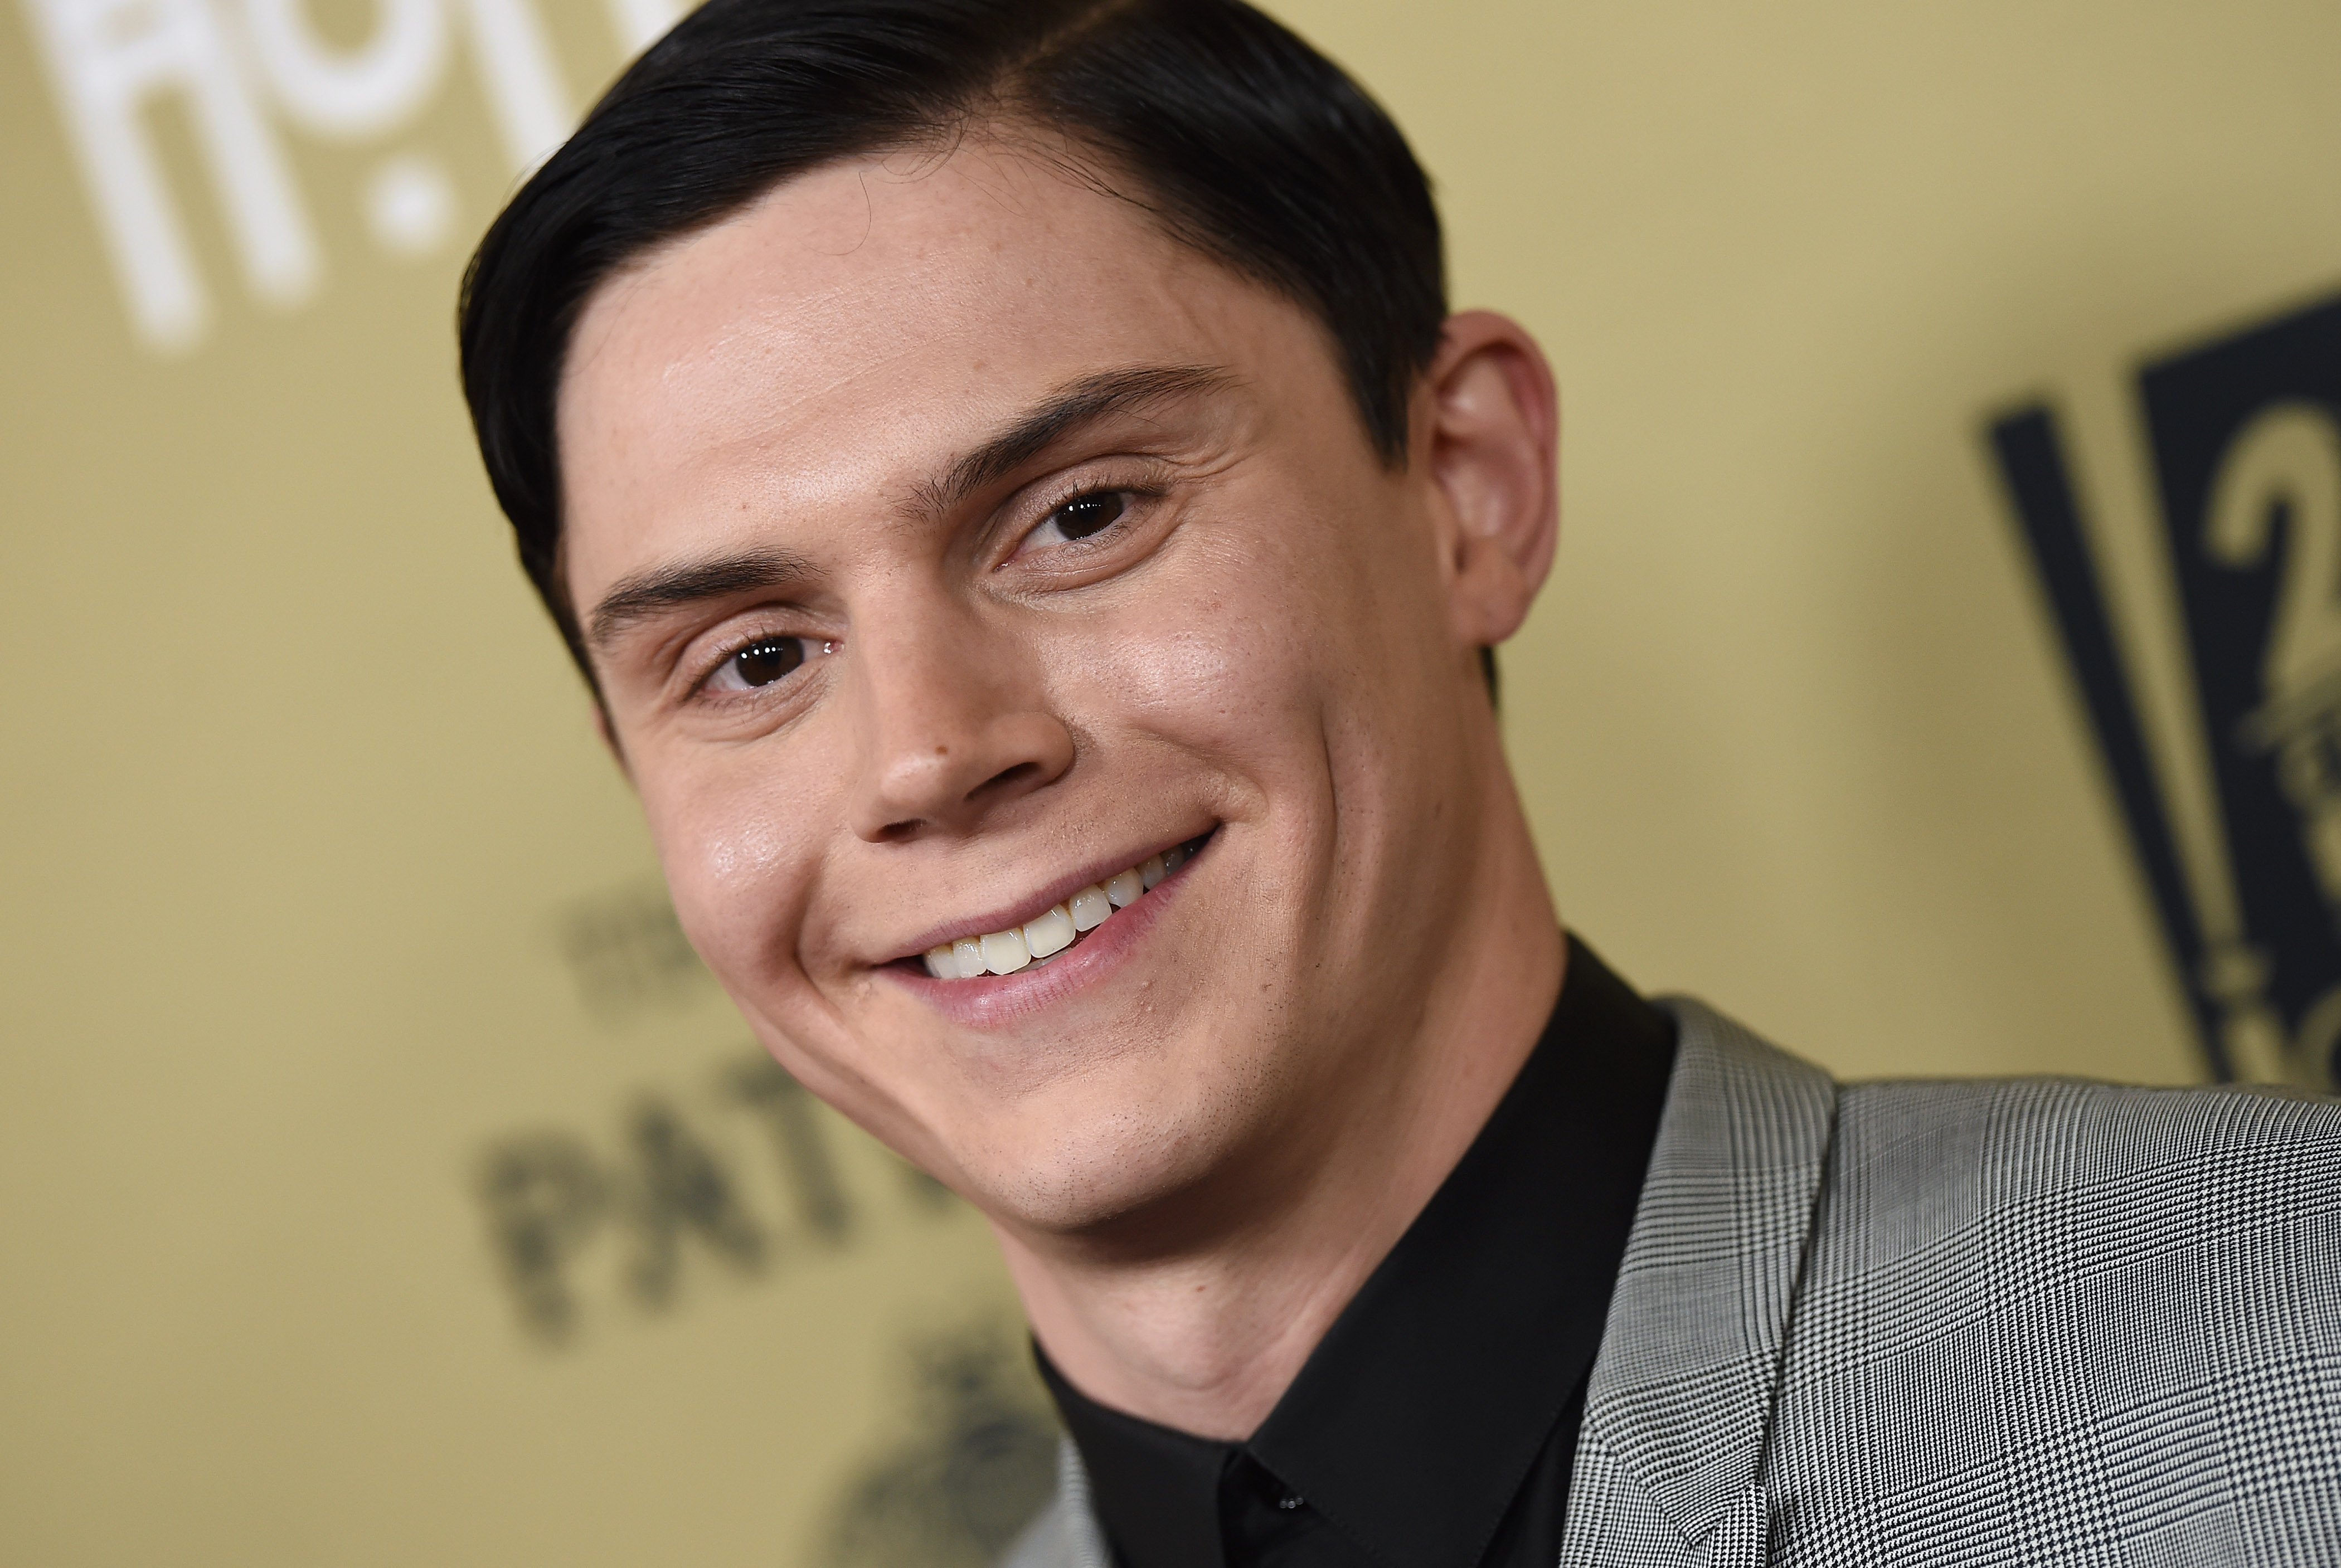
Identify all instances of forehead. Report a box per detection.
[556,140,1311,583]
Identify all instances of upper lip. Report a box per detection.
[881,827,1211,963]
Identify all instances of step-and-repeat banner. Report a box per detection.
[6,1,2337,1562]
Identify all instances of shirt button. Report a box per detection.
[1278,1494,1305,1511]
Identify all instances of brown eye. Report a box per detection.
[731,637,807,688]
[1034,490,1129,546]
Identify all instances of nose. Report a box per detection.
[845,603,1075,844]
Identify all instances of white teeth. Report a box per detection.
[920,838,1204,981]
[1024,904,1075,959]
[980,928,1031,975]
[1069,885,1111,931]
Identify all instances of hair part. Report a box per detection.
[459,0,1449,688]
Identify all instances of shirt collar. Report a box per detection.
[1040,935,1678,1568]
[1041,1358,1231,1568]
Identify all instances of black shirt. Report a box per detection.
[1037,937,1678,1568]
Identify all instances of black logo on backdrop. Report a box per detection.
[472,880,1057,1563]
[557,875,722,1024]
[1991,290,2341,1088]
[474,1050,954,1342]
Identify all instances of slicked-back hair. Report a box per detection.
[458,0,1448,683]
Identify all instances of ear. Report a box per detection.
[1421,310,1560,651]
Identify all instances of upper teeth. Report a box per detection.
[924,843,1193,979]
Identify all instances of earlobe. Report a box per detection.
[1425,310,1561,651]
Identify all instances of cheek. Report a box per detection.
[1079,488,1460,937]
[634,749,823,982]
[1093,510,1362,752]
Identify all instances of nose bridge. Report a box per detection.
[846,583,1071,841]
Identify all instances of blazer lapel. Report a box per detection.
[1561,1000,1838,1568]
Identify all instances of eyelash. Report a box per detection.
[1014,465,1171,557]
[696,631,834,699]
[686,467,1170,702]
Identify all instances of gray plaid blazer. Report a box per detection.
[1004,999,2341,1567]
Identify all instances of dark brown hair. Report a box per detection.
[458,0,1448,682]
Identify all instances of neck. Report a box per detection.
[991,766,1566,1441]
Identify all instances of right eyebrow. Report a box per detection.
[586,547,821,654]
[903,363,1237,521]
[583,364,1232,654]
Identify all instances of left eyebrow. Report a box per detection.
[586,546,822,653]
[905,363,1237,520]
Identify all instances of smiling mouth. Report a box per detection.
[915,831,1214,980]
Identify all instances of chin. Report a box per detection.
[959,1042,1309,1248]
[961,1094,1244,1240]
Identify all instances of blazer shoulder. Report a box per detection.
[1768,1073,2341,1565]
[1805,1070,2340,1296]
[1830,1069,2341,1205]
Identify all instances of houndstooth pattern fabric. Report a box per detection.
[1007,1000,2341,1568]
[1557,1001,1839,1568]
[1754,1038,2341,1565]
[1001,1436,1109,1568]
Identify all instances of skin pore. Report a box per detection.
[556,134,1566,1439]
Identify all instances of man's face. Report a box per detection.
[558,140,1505,1237]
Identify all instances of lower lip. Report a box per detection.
[883,835,1211,1029]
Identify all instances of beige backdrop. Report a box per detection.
[7,1,2338,1562]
